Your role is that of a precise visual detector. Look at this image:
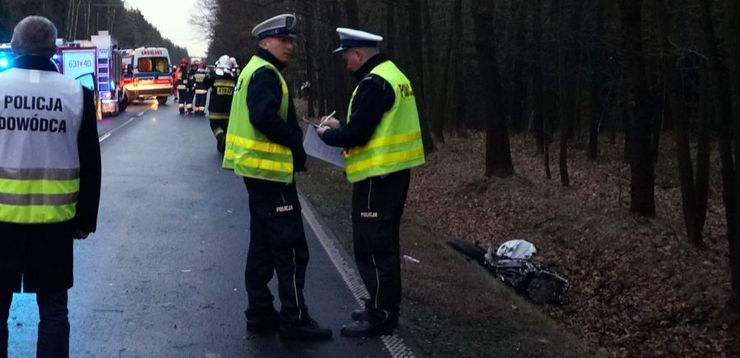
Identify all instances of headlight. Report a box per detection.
[0,58,8,68]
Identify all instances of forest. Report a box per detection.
[196,0,740,356]
[0,0,188,61]
[2,0,740,355]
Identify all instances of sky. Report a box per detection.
[123,0,209,57]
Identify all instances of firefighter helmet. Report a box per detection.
[180,57,189,66]
[216,55,230,69]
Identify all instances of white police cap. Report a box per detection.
[333,27,383,53]
[252,14,297,40]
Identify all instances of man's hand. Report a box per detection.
[317,125,329,137]
[319,117,340,129]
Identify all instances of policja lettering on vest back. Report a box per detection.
[1,94,67,133]
[4,95,63,111]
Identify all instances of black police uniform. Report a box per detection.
[321,53,408,330]
[241,48,311,328]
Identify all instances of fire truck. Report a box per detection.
[54,31,126,117]
[120,47,172,105]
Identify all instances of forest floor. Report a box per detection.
[404,133,739,357]
[295,103,738,357]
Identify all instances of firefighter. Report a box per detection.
[193,59,208,115]
[317,27,426,337]
[222,13,331,340]
[176,58,192,114]
[203,55,235,153]
[187,60,199,114]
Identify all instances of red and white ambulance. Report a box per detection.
[121,47,172,105]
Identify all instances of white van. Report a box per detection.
[122,47,172,105]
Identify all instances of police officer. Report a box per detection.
[176,58,191,114]
[222,14,331,340]
[192,59,208,115]
[0,16,101,357]
[204,55,235,153]
[317,27,425,338]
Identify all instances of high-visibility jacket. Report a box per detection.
[222,55,293,183]
[344,60,425,183]
[0,67,84,223]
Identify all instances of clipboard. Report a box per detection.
[303,124,346,168]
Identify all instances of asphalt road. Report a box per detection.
[7,99,417,357]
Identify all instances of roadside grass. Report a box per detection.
[298,158,599,358]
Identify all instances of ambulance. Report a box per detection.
[122,47,172,105]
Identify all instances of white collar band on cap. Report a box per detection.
[252,14,297,39]
[333,27,382,53]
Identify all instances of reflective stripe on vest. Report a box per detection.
[344,61,425,183]
[0,67,83,223]
[222,56,293,183]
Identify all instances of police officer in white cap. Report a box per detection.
[222,13,331,340]
[0,16,101,357]
[317,27,425,338]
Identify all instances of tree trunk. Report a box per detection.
[589,0,608,160]
[452,0,467,138]
[509,0,527,133]
[619,0,656,217]
[533,0,545,155]
[406,0,436,154]
[472,0,514,177]
[657,0,702,245]
[698,0,737,305]
[725,0,740,309]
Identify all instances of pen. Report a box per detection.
[326,110,336,119]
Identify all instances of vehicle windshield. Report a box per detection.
[137,57,169,73]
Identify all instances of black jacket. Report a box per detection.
[320,54,395,149]
[246,48,306,171]
[0,55,102,293]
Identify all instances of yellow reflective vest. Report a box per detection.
[344,60,425,183]
[222,55,294,183]
[0,68,83,223]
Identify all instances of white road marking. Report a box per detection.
[98,112,144,143]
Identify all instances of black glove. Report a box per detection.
[293,146,307,172]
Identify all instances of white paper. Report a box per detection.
[303,125,345,168]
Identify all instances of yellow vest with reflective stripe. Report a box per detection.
[222,56,293,183]
[0,68,83,223]
[344,61,425,183]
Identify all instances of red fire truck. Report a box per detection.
[54,31,126,117]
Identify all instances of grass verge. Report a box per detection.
[298,158,599,358]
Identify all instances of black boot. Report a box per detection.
[340,318,397,338]
[217,133,226,153]
[279,317,332,340]
[351,308,366,321]
[246,308,280,332]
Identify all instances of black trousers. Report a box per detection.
[177,89,192,113]
[0,290,70,358]
[351,169,410,323]
[193,92,207,109]
[243,177,310,323]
